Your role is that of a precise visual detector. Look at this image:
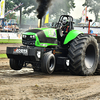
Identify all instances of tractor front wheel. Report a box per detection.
[10,59,23,70]
[41,52,55,74]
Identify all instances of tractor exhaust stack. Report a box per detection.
[38,19,42,28]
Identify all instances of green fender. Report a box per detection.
[64,30,83,44]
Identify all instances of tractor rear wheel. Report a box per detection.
[10,59,23,70]
[68,34,99,76]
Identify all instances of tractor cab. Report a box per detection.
[57,15,74,31]
[55,15,74,45]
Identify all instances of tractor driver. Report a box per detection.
[61,19,69,34]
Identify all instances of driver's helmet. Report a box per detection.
[63,19,68,25]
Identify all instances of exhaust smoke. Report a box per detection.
[36,0,52,19]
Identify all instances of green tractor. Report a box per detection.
[6,15,100,75]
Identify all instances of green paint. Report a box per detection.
[37,43,57,47]
[22,29,57,47]
[35,35,41,46]
[23,32,41,46]
[23,32,36,35]
[36,28,57,38]
[64,30,83,44]
[36,27,55,31]
[0,54,7,58]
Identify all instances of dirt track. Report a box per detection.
[1,65,100,100]
[0,44,100,100]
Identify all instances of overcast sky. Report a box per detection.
[71,0,95,21]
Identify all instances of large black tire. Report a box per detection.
[10,59,23,70]
[68,34,99,76]
[41,53,55,74]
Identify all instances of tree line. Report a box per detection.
[5,0,100,26]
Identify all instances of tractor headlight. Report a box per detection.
[22,35,27,38]
[37,51,41,58]
[30,35,35,39]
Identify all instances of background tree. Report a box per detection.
[5,0,75,26]
[83,0,100,22]
[63,0,75,14]
[5,0,14,13]
[5,13,16,21]
[49,0,75,22]
[11,0,37,26]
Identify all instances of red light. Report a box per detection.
[44,49,46,51]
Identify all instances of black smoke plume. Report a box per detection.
[36,0,52,19]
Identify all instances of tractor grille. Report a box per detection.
[22,35,36,46]
[22,35,36,41]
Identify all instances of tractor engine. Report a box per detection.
[22,28,58,48]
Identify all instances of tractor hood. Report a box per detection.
[22,28,57,47]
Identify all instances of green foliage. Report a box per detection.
[11,0,37,14]
[83,0,100,22]
[5,1,17,21]
[5,0,14,13]
[10,0,37,25]
[5,13,17,21]
[0,39,22,44]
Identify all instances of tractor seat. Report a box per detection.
[57,29,66,46]
[57,29,63,41]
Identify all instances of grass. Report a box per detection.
[0,54,7,58]
[0,39,22,44]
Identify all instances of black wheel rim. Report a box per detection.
[85,44,95,69]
